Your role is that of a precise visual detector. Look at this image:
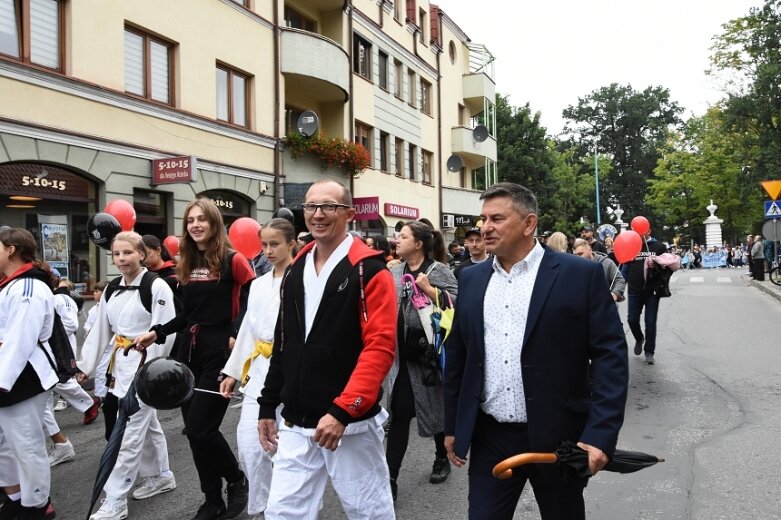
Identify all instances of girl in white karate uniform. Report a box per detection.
[219,218,295,520]
[0,228,59,519]
[78,231,177,520]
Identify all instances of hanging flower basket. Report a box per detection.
[285,132,371,177]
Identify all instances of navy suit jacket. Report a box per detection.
[443,248,628,459]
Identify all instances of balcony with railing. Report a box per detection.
[451,125,497,165]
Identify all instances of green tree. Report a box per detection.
[495,94,555,207]
[562,83,683,222]
[708,0,781,184]
[648,108,763,244]
[545,145,606,234]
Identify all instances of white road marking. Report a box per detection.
[690,277,704,283]
[717,277,732,283]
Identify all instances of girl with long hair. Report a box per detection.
[0,228,59,519]
[219,218,296,520]
[78,231,178,520]
[135,198,255,520]
[385,220,458,501]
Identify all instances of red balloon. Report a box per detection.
[104,199,136,231]
[162,235,180,257]
[614,231,643,264]
[228,218,262,259]
[630,216,650,236]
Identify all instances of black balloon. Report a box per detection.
[272,207,295,225]
[87,212,121,250]
[135,357,195,410]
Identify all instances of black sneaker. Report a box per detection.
[18,499,55,520]
[634,338,644,356]
[429,457,451,484]
[645,353,655,365]
[0,495,22,520]
[224,473,248,518]
[189,500,226,520]
[389,478,398,501]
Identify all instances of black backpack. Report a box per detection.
[103,271,159,313]
[38,310,78,383]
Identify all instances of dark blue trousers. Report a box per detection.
[627,291,660,354]
[467,412,586,520]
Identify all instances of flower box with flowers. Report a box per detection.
[285,132,370,177]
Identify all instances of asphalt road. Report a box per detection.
[47,266,781,519]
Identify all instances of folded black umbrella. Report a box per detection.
[85,348,144,520]
[493,440,664,480]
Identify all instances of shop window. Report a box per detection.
[353,34,371,80]
[124,26,175,105]
[133,189,168,239]
[216,63,250,128]
[0,162,98,291]
[0,0,63,70]
[284,5,316,32]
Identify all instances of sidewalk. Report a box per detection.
[749,276,781,302]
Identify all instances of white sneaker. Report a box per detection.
[49,440,75,466]
[89,497,128,520]
[53,399,68,411]
[131,474,176,500]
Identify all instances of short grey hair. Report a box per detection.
[480,182,538,215]
[308,178,352,206]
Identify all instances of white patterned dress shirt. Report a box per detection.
[481,240,545,423]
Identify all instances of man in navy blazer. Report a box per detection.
[443,183,628,520]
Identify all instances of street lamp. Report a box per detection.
[594,141,601,225]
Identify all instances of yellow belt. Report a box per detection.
[241,340,272,385]
[107,335,134,389]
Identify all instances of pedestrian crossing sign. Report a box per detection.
[765,200,781,218]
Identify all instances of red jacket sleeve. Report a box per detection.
[330,268,397,420]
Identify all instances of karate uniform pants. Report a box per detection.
[0,392,50,507]
[103,395,170,500]
[42,379,93,437]
[265,414,395,520]
[237,397,273,516]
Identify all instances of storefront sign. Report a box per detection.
[353,196,380,221]
[384,203,419,220]
[454,215,475,227]
[152,156,197,185]
[0,163,91,200]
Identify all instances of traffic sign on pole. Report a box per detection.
[761,180,781,200]
[764,200,781,218]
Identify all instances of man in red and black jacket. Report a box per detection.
[258,179,397,519]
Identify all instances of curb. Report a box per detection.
[750,279,781,302]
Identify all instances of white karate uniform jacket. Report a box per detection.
[222,272,281,400]
[0,276,58,393]
[78,269,176,399]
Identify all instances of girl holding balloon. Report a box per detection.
[134,198,255,520]
[218,217,296,520]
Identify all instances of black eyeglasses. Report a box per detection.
[301,203,351,215]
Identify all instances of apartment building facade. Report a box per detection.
[0,0,495,284]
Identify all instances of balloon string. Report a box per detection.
[193,388,223,396]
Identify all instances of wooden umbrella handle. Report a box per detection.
[492,453,558,479]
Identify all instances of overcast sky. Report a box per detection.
[438,0,764,135]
